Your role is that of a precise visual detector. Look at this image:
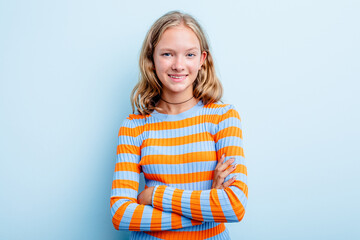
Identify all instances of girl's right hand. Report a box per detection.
[211,154,237,189]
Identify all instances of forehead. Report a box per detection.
[156,25,201,50]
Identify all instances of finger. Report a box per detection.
[222,176,237,188]
[220,153,225,162]
[215,154,225,170]
[218,158,235,172]
[224,163,237,176]
[219,163,237,179]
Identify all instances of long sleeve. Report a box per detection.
[151,105,248,222]
[110,117,203,231]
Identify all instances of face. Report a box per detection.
[153,25,207,98]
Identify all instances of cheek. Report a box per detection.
[188,57,201,69]
[188,60,201,73]
[154,58,170,72]
[154,60,168,82]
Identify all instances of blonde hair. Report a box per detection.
[131,10,223,116]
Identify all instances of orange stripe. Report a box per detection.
[214,126,243,142]
[118,126,142,137]
[110,198,118,208]
[147,110,239,131]
[115,162,140,173]
[210,189,227,222]
[225,109,241,121]
[144,171,213,184]
[117,144,140,155]
[217,146,244,158]
[190,190,203,221]
[140,151,217,165]
[110,196,137,208]
[111,179,139,190]
[152,185,166,211]
[232,164,247,176]
[204,103,229,109]
[110,197,120,208]
[129,204,145,231]
[150,208,163,231]
[191,219,202,226]
[233,180,249,198]
[145,222,225,239]
[121,107,239,136]
[224,187,246,221]
[172,189,184,217]
[142,132,213,147]
[171,212,183,229]
[128,114,147,120]
[112,201,133,230]
[147,115,213,131]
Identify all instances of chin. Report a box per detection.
[170,86,193,94]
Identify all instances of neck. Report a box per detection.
[161,96,194,105]
[157,95,199,115]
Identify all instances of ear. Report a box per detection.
[199,51,207,70]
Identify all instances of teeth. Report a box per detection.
[170,75,185,79]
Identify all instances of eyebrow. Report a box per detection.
[159,47,199,52]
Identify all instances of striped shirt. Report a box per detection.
[110,100,248,239]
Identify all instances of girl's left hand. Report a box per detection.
[212,154,237,189]
[137,186,155,205]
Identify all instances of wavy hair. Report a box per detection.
[131,10,223,116]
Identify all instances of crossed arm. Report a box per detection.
[137,153,237,205]
[110,106,247,231]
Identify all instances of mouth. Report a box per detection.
[168,74,188,82]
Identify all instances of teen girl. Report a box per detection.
[110,11,247,239]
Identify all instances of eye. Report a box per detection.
[187,53,196,57]
[162,53,171,57]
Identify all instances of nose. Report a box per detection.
[171,56,185,71]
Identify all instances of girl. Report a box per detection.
[110,11,247,239]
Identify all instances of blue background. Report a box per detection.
[1,0,359,239]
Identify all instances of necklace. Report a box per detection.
[161,96,194,105]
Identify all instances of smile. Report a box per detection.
[168,74,188,81]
